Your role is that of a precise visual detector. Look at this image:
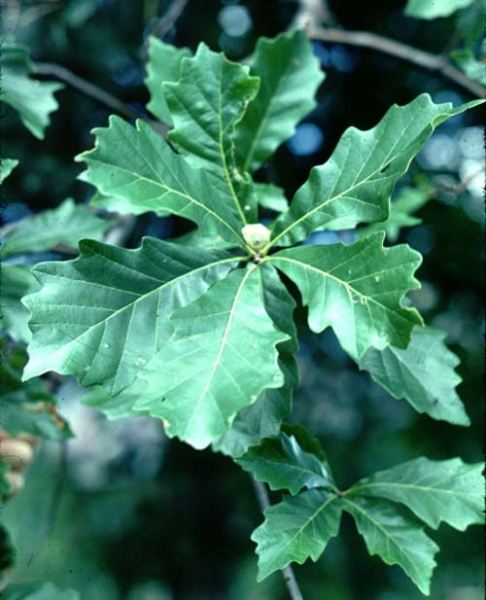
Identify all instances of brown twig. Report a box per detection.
[147,0,190,41]
[250,477,305,600]
[306,26,485,98]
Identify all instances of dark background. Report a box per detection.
[1,1,484,599]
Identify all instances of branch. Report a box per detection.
[146,0,190,41]
[307,26,485,98]
[250,477,305,600]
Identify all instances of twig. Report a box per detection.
[306,26,485,98]
[34,62,147,122]
[147,0,190,41]
[250,477,305,600]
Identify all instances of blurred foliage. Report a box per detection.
[0,0,484,599]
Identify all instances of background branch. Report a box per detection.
[306,26,485,98]
[146,0,190,42]
[250,477,305,600]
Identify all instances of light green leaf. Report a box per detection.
[81,384,149,419]
[0,45,63,139]
[0,343,72,440]
[359,326,470,425]
[343,497,439,595]
[450,49,486,85]
[270,95,483,247]
[0,158,19,183]
[1,266,40,343]
[253,182,289,213]
[133,266,288,448]
[252,489,342,580]
[22,238,237,395]
[359,185,430,242]
[269,232,422,359]
[0,582,80,600]
[76,116,246,245]
[1,199,113,258]
[165,43,260,220]
[145,37,191,125]
[236,430,333,495]
[235,29,324,173]
[405,0,475,19]
[348,457,484,530]
[212,265,298,456]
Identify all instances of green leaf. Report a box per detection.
[0,44,63,139]
[212,265,298,456]
[22,238,237,395]
[405,0,476,19]
[0,462,13,499]
[450,49,486,85]
[343,497,439,595]
[81,384,149,420]
[133,266,288,448]
[359,185,430,243]
[252,489,342,580]
[1,199,113,258]
[0,159,19,184]
[270,95,483,247]
[0,582,80,600]
[1,266,40,343]
[236,430,333,495]
[145,37,191,125]
[253,182,289,213]
[0,523,15,571]
[0,343,72,440]
[269,233,422,359]
[75,116,246,245]
[348,457,484,530]
[359,326,470,425]
[164,43,260,220]
[235,29,324,173]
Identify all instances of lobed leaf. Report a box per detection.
[133,266,288,448]
[343,497,439,595]
[76,116,246,245]
[145,37,192,125]
[269,232,422,359]
[1,199,113,258]
[270,95,483,247]
[235,29,324,173]
[252,489,342,580]
[1,267,40,343]
[0,45,62,139]
[347,457,484,530]
[359,326,470,425]
[236,430,333,495]
[22,238,237,395]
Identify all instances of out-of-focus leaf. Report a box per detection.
[343,497,439,595]
[0,44,62,139]
[0,344,72,440]
[405,0,476,19]
[1,199,113,258]
[450,49,486,85]
[269,233,422,359]
[145,37,191,124]
[359,326,470,425]
[0,159,18,184]
[0,582,80,600]
[76,116,246,245]
[348,457,484,530]
[235,29,324,173]
[22,239,237,395]
[1,266,40,343]
[270,95,483,247]
[252,489,342,580]
[133,267,288,449]
[253,183,289,213]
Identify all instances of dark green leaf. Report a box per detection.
[347,457,484,530]
[1,267,39,343]
[269,233,422,358]
[252,489,342,580]
[270,95,483,247]
[343,497,439,595]
[0,582,80,600]
[133,266,288,448]
[235,29,324,173]
[23,238,237,395]
[359,326,470,425]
